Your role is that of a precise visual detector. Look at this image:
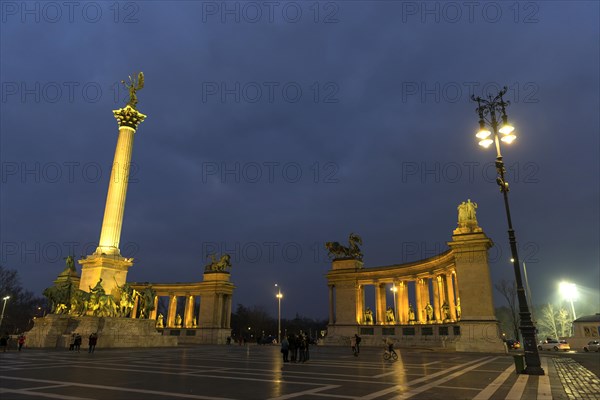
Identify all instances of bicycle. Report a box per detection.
[383,348,398,361]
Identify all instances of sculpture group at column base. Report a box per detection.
[25,314,177,348]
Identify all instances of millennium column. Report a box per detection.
[79,73,146,297]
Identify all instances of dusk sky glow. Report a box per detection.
[1,1,598,319]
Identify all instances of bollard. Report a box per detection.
[513,354,525,374]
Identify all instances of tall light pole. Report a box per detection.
[559,282,578,320]
[472,87,544,375]
[275,284,283,344]
[0,296,10,330]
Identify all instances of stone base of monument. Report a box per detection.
[453,320,506,353]
[160,327,231,345]
[26,314,178,348]
[322,321,506,353]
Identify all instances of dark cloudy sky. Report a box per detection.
[1,1,598,319]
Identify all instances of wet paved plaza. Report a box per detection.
[1,345,598,399]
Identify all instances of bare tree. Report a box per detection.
[495,280,519,340]
[536,303,572,339]
[537,303,559,339]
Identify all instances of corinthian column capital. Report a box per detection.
[113,105,147,130]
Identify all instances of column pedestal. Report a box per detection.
[78,254,133,298]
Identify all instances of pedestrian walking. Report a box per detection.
[350,335,358,356]
[289,335,297,362]
[74,333,82,352]
[281,336,289,362]
[88,333,98,353]
[18,334,26,351]
[0,332,9,352]
[354,334,361,354]
[69,333,75,351]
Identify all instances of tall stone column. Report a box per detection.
[149,295,158,320]
[375,282,386,324]
[446,272,456,320]
[356,284,364,324]
[167,295,177,328]
[184,295,194,327]
[328,285,335,324]
[392,281,399,323]
[224,295,232,328]
[433,276,441,321]
[422,277,430,322]
[399,281,409,324]
[215,293,224,328]
[79,105,146,297]
[415,278,423,322]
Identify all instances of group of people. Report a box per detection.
[1,333,27,352]
[69,332,98,353]
[280,332,311,363]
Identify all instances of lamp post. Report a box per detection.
[0,296,10,330]
[275,284,283,344]
[472,87,544,375]
[559,282,578,320]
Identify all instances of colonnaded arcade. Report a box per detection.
[324,199,506,352]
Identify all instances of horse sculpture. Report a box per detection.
[114,281,138,318]
[69,289,91,316]
[43,281,74,314]
[205,254,232,272]
[325,232,363,260]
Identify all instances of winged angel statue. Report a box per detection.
[121,72,144,109]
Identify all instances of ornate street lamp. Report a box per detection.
[275,284,283,344]
[0,296,10,330]
[471,87,544,375]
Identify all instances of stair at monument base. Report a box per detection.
[26,314,178,348]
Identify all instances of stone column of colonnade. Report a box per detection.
[433,276,441,321]
[328,285,335,324]
[215,294,224,327]
[422,277,431,322]
[375,283,386,324]
[150,296,158,320]
[168,295,177,327]
[446,273,456,319]
[184,295,195,327]
[399,281,409,324]
[357,285,364,324]
[224,295,232,328]
[415,278,423,322]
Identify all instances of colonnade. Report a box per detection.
[130,271,234,330]
[329,269,460,325]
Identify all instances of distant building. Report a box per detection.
[568,313,600,350]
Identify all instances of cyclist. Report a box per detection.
[384,337,395,354]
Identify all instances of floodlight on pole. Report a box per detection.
[559,282,578,320]
[0,296,10,330]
